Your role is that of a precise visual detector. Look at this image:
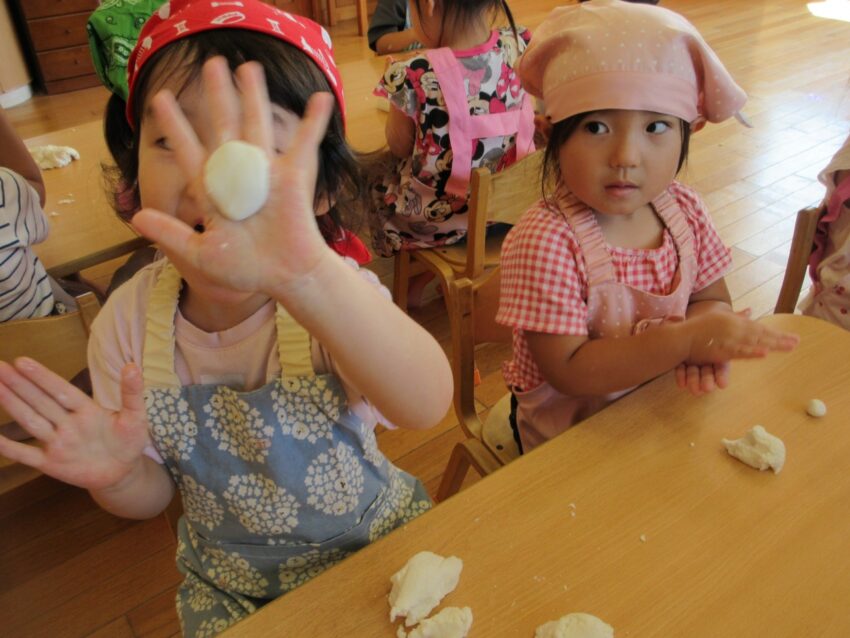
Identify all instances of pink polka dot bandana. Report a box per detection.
[125,0,345,126]
[517,0,746,129]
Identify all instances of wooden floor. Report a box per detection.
[2,1,849,636]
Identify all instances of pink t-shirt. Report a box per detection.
[89,259,390,460]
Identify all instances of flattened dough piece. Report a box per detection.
[406,607,473,638]
[535,613,614,638]
[204,140,270,221]
[29,144,80,169]
[388,551,463,627]
[722,425,785,474]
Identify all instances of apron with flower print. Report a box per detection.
[142,263,431,637]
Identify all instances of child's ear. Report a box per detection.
[423,0,436,19]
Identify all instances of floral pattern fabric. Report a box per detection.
[371,26,531,256]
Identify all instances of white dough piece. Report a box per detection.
[722,425,785,474]
[388,551,463,627]
[535,613,614,638]
[203,140,270,221]
[806,399,827,418]
[29,145,80,169]
[406,607,473,638]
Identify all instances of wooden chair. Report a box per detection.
[314,0,368,35]
[393,149,544,319]
[775,206,823,314]
[436,268,520,501]
[0,292,101,500]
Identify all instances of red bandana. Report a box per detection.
[125,0,345,127]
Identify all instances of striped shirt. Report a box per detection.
[0,168,54,321]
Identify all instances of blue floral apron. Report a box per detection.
[142,263,431,637]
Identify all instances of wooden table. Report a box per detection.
[27,120,148,278]
[223,314,850,637]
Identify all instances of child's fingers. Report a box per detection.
[0,433,46,470]
[0,359,81,436]
[150,90,205,181]
[284,92,334,175]
[0,378,56,443]
[132,208,198,260]
[237,62,273,155]
[119,364,146,420]
[14,357,92,413]
[685,364,703,395]
[203,56,241,146]
[675,363,686,388]
[699,364,716,393]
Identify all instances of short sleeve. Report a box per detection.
[671,184,732,292]
[496,204,589,336]
[374,57,423,119]
[367,0,407,51]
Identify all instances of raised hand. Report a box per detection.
[130,57,334,296]
[684,310,799,367]
[0,358,150,491]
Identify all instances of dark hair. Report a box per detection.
[410,0,519,48]
[541,111,691,197]
[102,29,362,243]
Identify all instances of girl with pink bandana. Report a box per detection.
[0,1,451,634]
[497,0,799,454]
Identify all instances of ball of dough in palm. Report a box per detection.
[204,140,270,221]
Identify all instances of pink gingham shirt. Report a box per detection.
[497,181,731,391]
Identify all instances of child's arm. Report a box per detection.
[375,29,420,55]
[386,104,416,158]
[131,59,452,430]
[0,360,174,518]
[0,108,46,206]
[526,309,798,397]
[368,0,413,53]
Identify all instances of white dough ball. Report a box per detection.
[806,399,827,418]
[535,613,614,638]
[204,140,270,221]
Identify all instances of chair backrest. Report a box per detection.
[464,149,544,279]
[0,292,100,425]
[450,268,512,441]
[775,206,823,314]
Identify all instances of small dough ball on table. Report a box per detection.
[388,551,463,627]
[204,140,270,221]
[400,607,473,638]
[721,425,785,474]
[535,613,614,638]
[29,144,80,169]
[806,399,827,418]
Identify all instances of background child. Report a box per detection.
[368,0,421,54]
[0,2,452,636]
[799,133,850,327]
[497,0,799,453]
[369,0,535,276]
[0,107,58,322]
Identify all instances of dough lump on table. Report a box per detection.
[806,399,827,418]
[29,145,80,169]
[388,551,463,627]
[721,425,785,474]
[399,607,473,638]
[535,612,614,638]
[203,140,270,221]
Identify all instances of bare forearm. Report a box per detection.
[543,324,690,396]
[0,110,45,205]
[375,29,418,55]
[90,457,175,519]
[270,252,453,429]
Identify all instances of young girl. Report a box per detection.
[0,2,452,636]
[370,0,535,264]
[497,0,799,454]
[799,133,850,326]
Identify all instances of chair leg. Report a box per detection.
[393,251,411,312]
[436,439,502,502]
[326,0,338,26]
[356,0,368,36]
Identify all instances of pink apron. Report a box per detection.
[514,190,698,453]
[399,46,535,237]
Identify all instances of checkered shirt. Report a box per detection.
[497,181,732,390]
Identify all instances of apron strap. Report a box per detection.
[651,189,695,260]
[426,45,535,199]
[558,188,618,288]
[274,306,315,379]
[142,261,182,388]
